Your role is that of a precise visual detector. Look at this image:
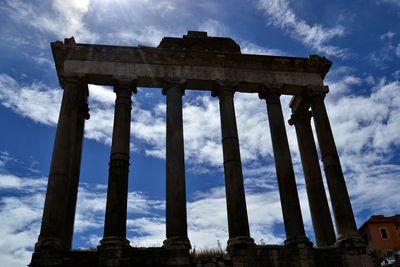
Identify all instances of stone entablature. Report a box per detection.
[52,33,330,95]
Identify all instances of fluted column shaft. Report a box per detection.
[213,87,253,248]
[163,82,191,249]
[308,91,362,246]
[289,109,335,247]
[102,83,134,245]
[260,92,310,246]
[37,77,86,251]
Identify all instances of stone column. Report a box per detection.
[212,83,254,250]
[162,81,191,250]
[289,109,336,247]
[64,84,90,250]
[259,92,311,247]
[35,77,86,252]
[308,86,364,247]
[101,80,136,248]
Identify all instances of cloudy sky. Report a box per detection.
[0,0,399,266]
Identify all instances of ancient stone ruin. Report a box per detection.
[29,31,374,267]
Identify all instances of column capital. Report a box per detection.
[162,78,186,96]
[258,91,281,104]
[288,110,312,126]
[113,77,137,94]
[211,80,237,98]
[60,75,85,89]
[306,84,329,98]
[258,83,283,99]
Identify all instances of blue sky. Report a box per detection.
[0,0,399,266]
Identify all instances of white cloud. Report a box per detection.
[0,174,47,191]
[325,67,363,97]
[197,19,228,37]
[393,69,400,79]
[380,0,400,7]
[257,0,348,57]
[3,0,97,44]
[368,30,400,67]
[0,173,45,267]
[0,194,43,267]
[0,74,61,125]
[380,31,396,40]
[127,217,166,247]
[22,52,54,68]
[321,77,400,225]
[396,43,400,57]
[0,151,15,170]
[347,164,400,216]
[110,26,179,47]
[240,41,287,56]
[327,79,400,156]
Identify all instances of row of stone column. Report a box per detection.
[35,77,362,256]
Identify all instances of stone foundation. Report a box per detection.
[29,245,374,267]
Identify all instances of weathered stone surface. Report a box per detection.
[260,92,311,247]
[102,85,133,247]
[164,81,191,250]
[34,77,87,256]
[31,245,374,267]
[289,108,336,247]
[213,87,252,245]
[308,91,364,247]
[158,31,241,53]
[52,34,331,94]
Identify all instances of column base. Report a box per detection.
[227,237,256,267]
[99,236,130,249]
[30,236,65,267]
[283,236,313,248]
[34,236,65,252]
[334,233,366,249]
[163,237,191,266]
[98,237,130,267]
[163,236,191,250]
[227,236,255,251]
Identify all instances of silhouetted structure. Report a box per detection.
[30,31,374,267]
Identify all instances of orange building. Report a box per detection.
[358,215,400,260]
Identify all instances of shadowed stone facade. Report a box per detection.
[29,31,374,267]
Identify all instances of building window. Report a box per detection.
[380,227,389,240]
